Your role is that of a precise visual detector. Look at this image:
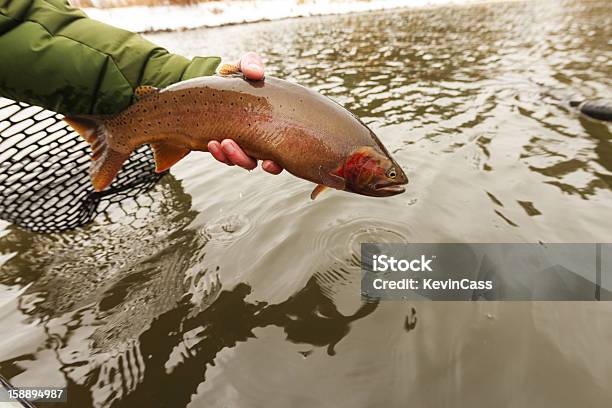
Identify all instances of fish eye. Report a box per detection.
[387,168,397,179]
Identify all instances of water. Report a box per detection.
[1,0,611,406]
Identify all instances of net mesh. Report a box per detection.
[0,98,164,232]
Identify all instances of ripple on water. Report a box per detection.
[313,217,411,267]
[312,217,411,303]
[201,214,252,243]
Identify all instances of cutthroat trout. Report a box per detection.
[65,68,408,199]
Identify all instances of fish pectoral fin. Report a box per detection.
[310,184,328,200]
[151,142,190,173]
[218,63,241,76]
[311,168,346,200]
[319,167,346,190]
[134,85,159,100]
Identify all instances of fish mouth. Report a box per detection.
[374,183,406,195]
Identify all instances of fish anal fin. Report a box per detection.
[151,142,190,173]
[310,184,328,200]
[134,85,159,100]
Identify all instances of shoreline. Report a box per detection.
[83,0,511,34]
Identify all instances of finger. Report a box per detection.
[208,140,233,165]
[262,160,283,175]
[240,52,265,81]
[221,139,258,170]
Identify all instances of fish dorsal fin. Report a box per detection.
[310,184,328,200]
[151,142,190,173]
[218,63,241,76]
[134,85,159,100]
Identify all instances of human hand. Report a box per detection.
[207,52,283,175]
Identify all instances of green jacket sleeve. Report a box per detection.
[0,0,221,115]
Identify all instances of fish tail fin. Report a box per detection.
[64,116,130,192]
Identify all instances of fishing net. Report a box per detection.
[0,98,164,233]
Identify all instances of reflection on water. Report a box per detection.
[1,0,612,406]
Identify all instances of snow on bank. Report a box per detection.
[84,0,491,33]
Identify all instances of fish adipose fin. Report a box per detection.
[134,85,159,100]
[65,116,130,192]
[218,63,241,76]
[151,143,190,173]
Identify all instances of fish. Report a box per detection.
[64,66,408,199]
[570,99,612,122]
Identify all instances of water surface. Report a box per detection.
[1,0,612,406]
